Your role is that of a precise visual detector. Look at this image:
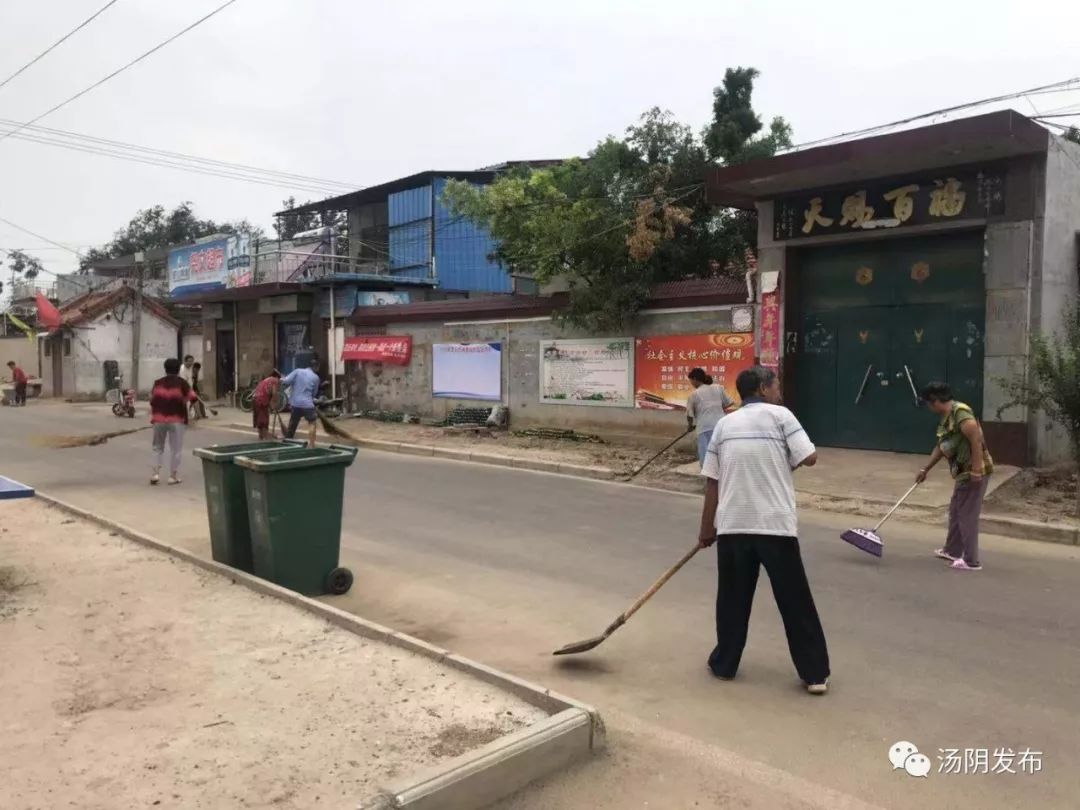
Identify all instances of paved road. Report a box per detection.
[2,403,1077,809]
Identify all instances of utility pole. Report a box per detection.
[329,284,337,400]
[131,251,144,394]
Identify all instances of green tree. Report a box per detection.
[444,67,788,332]
[705,67,793,165]
[274,197,349,257]
[274,196,321,241]
[1065,126,1080,145]
[80,202,262,271]
[3,249,44,281]
[997,300,1080,515]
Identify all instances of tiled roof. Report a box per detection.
[59,286,178,328]
[351,273,750,327]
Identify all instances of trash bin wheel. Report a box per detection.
[326,567,353,595]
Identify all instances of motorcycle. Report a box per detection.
[106,373,136,418]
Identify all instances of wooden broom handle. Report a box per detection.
[612,543,701,629]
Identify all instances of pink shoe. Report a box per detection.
[934,549,957,562]
[950,559,982,571]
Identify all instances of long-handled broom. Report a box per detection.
[840,482,921,558]
[623,428,693,481]
[35,425,153,449]
[317,412,355,441]
[553,542,701,655]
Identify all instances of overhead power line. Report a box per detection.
[0,216,83,258]
[1,126,354,195]
[0,117,359,192]
[0,0,241,147]
[0,1,123,93]
[788,77,1080,152]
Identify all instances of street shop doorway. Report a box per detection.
[793,232,985,453]
[216,327,235,398]
[275,317,311,376]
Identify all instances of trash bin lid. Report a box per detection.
[193,440,305,462]
[233,444,358,472]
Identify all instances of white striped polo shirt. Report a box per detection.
[700,401,815,537]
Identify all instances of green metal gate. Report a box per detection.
[794,232,985,453]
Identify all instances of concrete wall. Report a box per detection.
[65,311,177,396]
[0,335,42,380]
[1029,137,1080,464]
[981,220,1034,463]
[350,306,747,442]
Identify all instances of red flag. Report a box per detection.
[35,291,62,332]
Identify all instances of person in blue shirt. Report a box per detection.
[281,356,322,446]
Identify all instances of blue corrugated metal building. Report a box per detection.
[280,169,519,294]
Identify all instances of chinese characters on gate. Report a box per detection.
[773,169,1005,241]
[803,179,965,234]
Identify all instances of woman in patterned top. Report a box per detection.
[915,381,993,571]
[149,358,198,485]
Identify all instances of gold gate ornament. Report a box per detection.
[911,261,931,283]
[855,266,874,286]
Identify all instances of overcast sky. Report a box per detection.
[2,0,1079,288]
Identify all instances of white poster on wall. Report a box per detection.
[328,326,345,375]
[539,338,634,407]
[432,342,502,401]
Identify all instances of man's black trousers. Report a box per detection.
[708,533,830,684]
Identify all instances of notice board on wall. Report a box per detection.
[432,342,502,401]
[538,338,634,407]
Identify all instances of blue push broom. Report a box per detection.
[841,482,920,558]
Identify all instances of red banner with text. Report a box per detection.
[634,333,754,410]
[341,335,413,365]
[760,288,781,369]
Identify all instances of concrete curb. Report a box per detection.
[364,708,594,810]
[979,514,1079,545]
[33,491,605,810]
[226,421,618,480]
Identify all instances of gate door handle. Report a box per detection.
[903,365,919,406]
[855,364,873,404]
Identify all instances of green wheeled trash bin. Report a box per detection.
[233,444,358,596]
[193,440,303,572]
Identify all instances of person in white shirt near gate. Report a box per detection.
[697,365,830,695]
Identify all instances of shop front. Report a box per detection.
[706,110,1080,466]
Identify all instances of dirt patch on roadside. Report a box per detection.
[429,722,508,758]
[0,564,36,619]
[985,465,1080,526]
[0,499,546,810]
[327,417,663,472]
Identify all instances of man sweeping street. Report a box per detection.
[6,361,28,406]
[281,357,321,447]
[697,365,830,695]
